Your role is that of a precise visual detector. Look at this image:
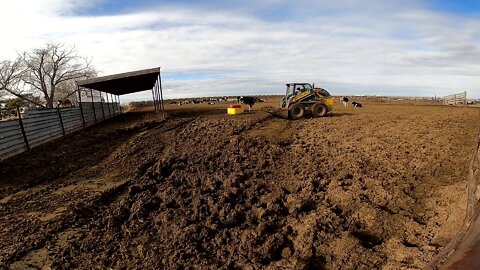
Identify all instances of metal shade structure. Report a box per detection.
[76,67,164,117]
[77,67,160,95]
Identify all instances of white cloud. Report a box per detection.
[0,0,479,100]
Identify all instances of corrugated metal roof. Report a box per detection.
[77,67,161,95]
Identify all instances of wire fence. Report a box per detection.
[0,102,121,162]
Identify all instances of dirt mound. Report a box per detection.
[1,103,479,269]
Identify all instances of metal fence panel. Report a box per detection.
[103,104,112,119]
[28,130,63,147]
[0,128,23,140]
[0,142,27,159]
[0,102,121,162]
[81,103,96,126]
[0,127,23,147]
[25,122,63,144]
[26,109,56,115]
[1,139,25,153]
[23,115,59,127]
[94,103,105,120]
[60,107,83,132]
[0,122,26,160]
[0,120,22,129]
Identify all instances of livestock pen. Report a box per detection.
[0,67,164,162]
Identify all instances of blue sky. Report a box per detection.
[427,0,480,15]
[81,0,480,18]
[0,0,479,101]
[83,0,480,16]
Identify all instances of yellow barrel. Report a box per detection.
[227,107,244,115]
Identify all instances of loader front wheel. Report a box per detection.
[312,103,328,117]
[289,104,305,120]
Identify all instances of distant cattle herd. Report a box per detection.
[169,96,266,107]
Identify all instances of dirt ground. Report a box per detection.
[0,97,479,269]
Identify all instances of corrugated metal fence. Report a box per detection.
[0,102,121,162]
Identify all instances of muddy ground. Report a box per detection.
[0,98,479,269]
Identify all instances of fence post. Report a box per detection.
[16,106,30,151]
[90,88,97,123]
[106,93,111,118]
[152,82,158,112]
[157,77,161,112]
[111,93,116,116]
[158,73,165,119]
[100,92,106,121]
[56,107,66,136]
[117,95,122,113]
[78,86,86,129]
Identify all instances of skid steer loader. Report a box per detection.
[280,83,334,119]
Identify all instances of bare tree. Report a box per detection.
[18,43,95,108]
[0,60,44,107]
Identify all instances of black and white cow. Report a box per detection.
[352,101,363,107]
[239,96,257,111]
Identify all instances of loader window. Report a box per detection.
[286,85,294,97]
[303,84,312,90]
[295,85,305,92]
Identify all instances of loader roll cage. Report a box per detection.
[285,83,313,100]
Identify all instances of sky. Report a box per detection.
[0,0,479,102]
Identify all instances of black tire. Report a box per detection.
[311,103,328,117]
[289,103,305,120]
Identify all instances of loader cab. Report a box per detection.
[285,83,313,98]
[282,83,314,108]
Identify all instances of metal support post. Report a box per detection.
[100,92,106,120]
[56,107,65,136]
[110,93,115,116]
[78,86,86,129]
[155,79,162,112]
[90,88,97,123]
[152,82,158,112]
[158,73,165,119]
[17,106,30,151]
[106,92,111,118]
[118,95,122,113]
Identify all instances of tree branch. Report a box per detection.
[2,87,46,108]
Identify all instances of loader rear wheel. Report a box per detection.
[312,103,328,117]
[289,104,305,120]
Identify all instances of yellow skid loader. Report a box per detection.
[280,83,334,119]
